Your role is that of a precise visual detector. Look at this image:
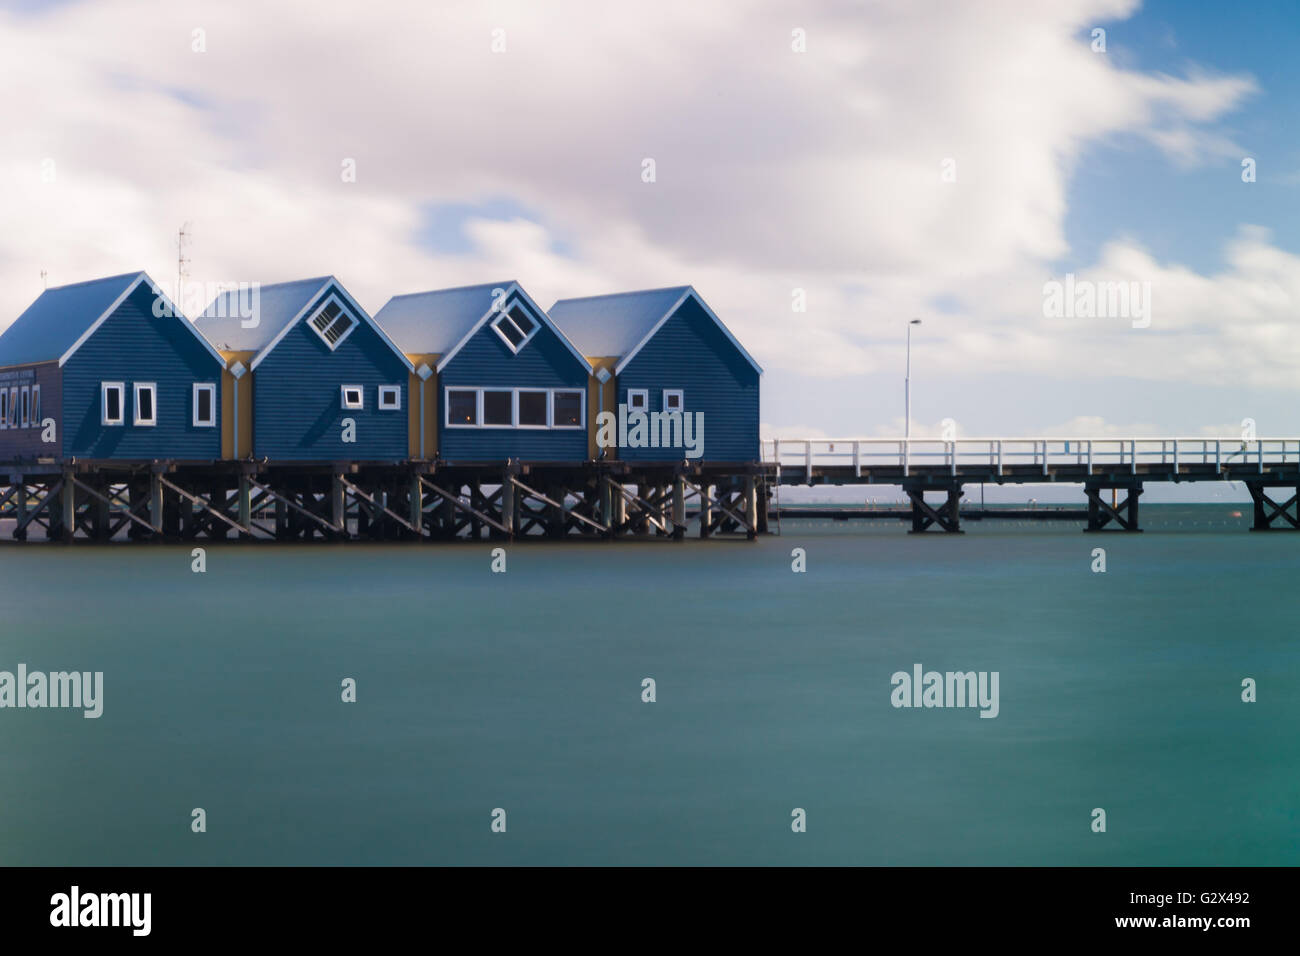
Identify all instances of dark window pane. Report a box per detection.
[197,389,212,422]
[449,390,477,424]
[508,306,538,336]
[483,390,513,425]
[495,315,526,347]
[106,389,121,421]
[553,391,582,426]
[138,388,154,421]
[519,391,547,426]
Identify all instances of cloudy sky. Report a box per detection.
[2,0,1297,444]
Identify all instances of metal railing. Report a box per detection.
[763,437,1300,482]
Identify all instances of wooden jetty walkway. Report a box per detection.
[3,436,1298,542]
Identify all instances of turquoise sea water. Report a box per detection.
[0,504,1296,865]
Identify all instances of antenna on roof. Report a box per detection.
[177,222,192,308]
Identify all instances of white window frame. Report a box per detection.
[193,383,217,427]
[662,389,684,413]
[445,388,480,427]
[134,382,157,426]
[377,385,402,411]
[30,385,40,429]
[626,389,649,412]
[0,388,8,430]
[20,386,30,428]
[102,382,125,426]
[444,387,586,430]
[490,301,541,354]
[516,389,550,430]
[6,387,16,428]
[340,385,364,410]
[306,293,360,351]
[550,389,585,430]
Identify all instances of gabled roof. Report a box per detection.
[374,281,591,374]
[0,271,224,369]
[196,276,413,372]
[549,286,762,374]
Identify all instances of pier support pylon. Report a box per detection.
[1246,483,1300,531]
[906,485,963,533]
[1084,483,1142,532]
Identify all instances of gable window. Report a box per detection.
[340,385,364,410]
[552,390,583,428]
[134,383,157,426]
[20,386,30,428]
[102,382,125,426]
[483,389,513,426]
[193,383,217,427]
[447,389,478,425]
[626,389,648,412]
[518,390,548,427]
[491,304,540,353]
[662,389,683,413]
[30,385,40,429]
[307,296,359,350]
[378,385,402,411]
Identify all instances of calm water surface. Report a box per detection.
[1,505,1296,865]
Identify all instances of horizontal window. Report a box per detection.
[444,387,586,430]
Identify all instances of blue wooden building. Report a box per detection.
[196,277,413,462]
[374,281,593,463]
[0,271,225,462]
[549,286,761,463]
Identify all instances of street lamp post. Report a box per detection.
[905,319,922,441]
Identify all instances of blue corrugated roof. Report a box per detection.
[194,277,331,352]
[548,286,692,357]
[374,281,514,355]
[0,272,143,367]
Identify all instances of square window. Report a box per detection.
[483,389,513,426]
[447,389,477,425]
[626,389,648,412]
[341,385,363,409]
[378,385,402,410]
[491,303,540,353]
[518,390,548,427]
[308,297,359,349]
[662,389,683,412]
[193,383,217,427]
[102,382,125,426]
[134,383,157,426]
[552,390,583,428]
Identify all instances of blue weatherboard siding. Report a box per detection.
[253,286,409,461]
[440,302,589,462]
[618,296,759,462]
[61,283,224,459]
[0,363,60,460]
